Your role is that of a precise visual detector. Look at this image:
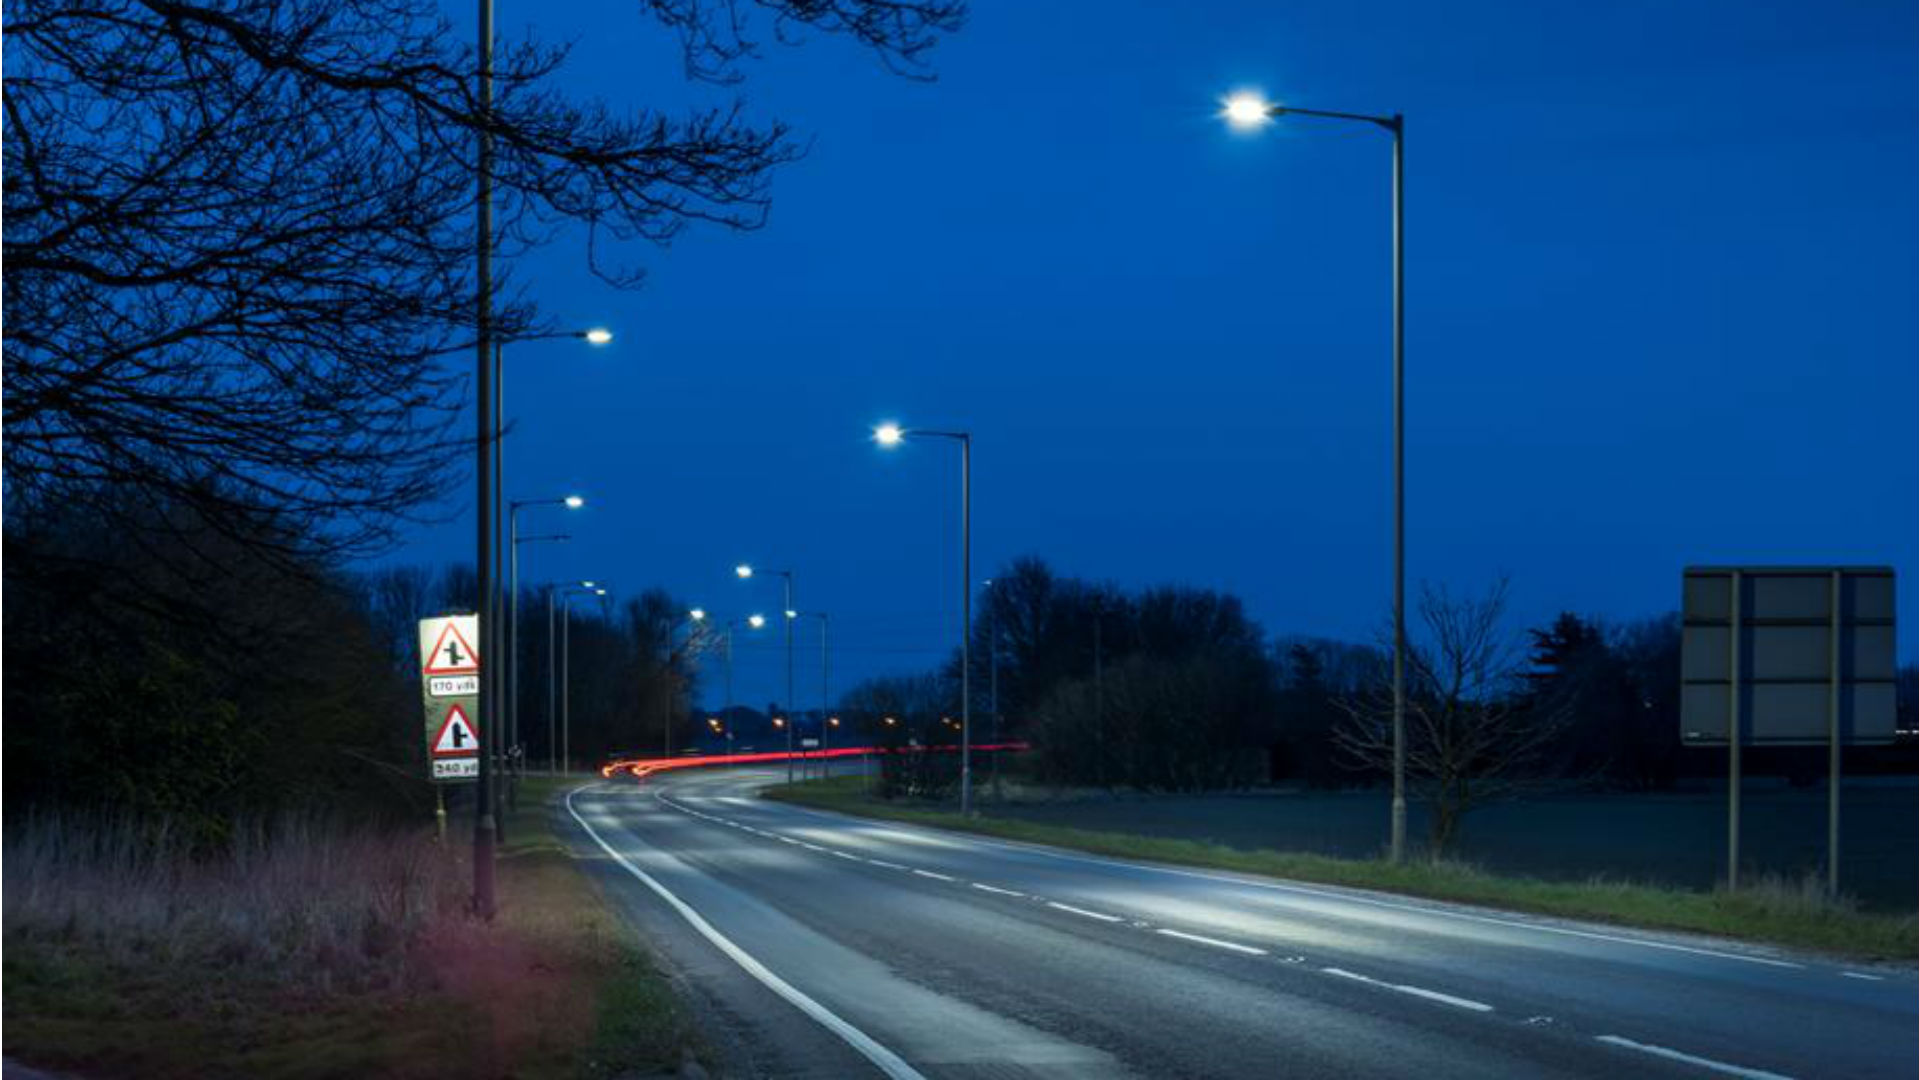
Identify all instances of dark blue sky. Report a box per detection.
[394,0,1919,710]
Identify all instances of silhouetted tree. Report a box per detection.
[1334,580,1573,855]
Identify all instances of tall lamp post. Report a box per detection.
[1223,91,1408,864]
[735,565,797,781]
[874,422,975,816]
[722,614,767,748]
[794,611,831,779]
[663,609,708,758]
[547,581,605,773]
[508,494,582,773]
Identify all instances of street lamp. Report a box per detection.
[874,421,976,816]
[547,580,606,774]
[509,493,584,780]
[1222,89,1410,863]
[661,609,709,759]
[720,615,766,754]
[735,564,798,782]
[792,611,831,780]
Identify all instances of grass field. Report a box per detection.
[766,775,1919,963]
[2,778,702,1078]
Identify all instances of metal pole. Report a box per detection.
[785,576,795,783]
[1389,114,1408,866]
[960,434,972,816]
[492,342,506,844]
[1094,610,1103,788]
[508,502,520,804]
[1828,569,1843,898]
[821,614,831,779]
[989,582,1000,792]
[724,625,734,741]
[562,593,571,775]
[546,587,556,775]
[1728,569,1743,891]
[471,0,497,919]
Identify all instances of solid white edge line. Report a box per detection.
[766,802,1802,969]
[1594,1035,1795,1080]
[1839,971,1883,981]
[1047,901,1124,923]
[565,786,925,1080]
[970,883,1026,898]
[1155,928,1267,956]
[911,869,957,882]
[1320,967,1493,1013]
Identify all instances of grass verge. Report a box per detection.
[2,779,702,1078]
[766,775,1919,963]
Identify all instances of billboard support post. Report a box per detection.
[1828,570,1842,898]
[1727,569,1742,892]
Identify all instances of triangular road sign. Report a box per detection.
[431,704,480,757]
[423,619,480,675]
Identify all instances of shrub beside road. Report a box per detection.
[766,774,1919,963]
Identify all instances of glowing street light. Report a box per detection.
[581,327,613,346]
[1222,91,1275,129]
[747,613,766,629]
[871,419,977,815]
[735,563,799,781]
[1220,86,1409,863]
[689,608,707,622]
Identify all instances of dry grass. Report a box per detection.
[3,792,701,1078]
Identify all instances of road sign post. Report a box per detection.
[1681,567,1897,895]
[419,615,482,785]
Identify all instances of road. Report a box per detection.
[563,765,1918,1079]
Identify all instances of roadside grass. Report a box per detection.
[765,775,1919,963]
[3,779,702,1078]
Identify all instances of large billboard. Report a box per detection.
[1680,567,1896,745]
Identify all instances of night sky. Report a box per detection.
[390,0,1919,711]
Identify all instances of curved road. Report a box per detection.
[562,766,1917,1079]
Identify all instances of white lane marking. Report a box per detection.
[800,843,829,852]
[1320,967,1493,1013]
[776,836,800,845]
[868,860,909,871]
[564,786,926,1080]
[912,869,957,882]
[1155,928,1267,956]
[771,802,1804,970]
[1594,1035,1794,1080]
[831,851,862,861]
[1840,971,1883,981]
[971,883,1026,898]
[1047,901,1125,923]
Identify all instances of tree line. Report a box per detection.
[838,556,1919,853]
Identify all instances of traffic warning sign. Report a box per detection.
[431,704,479,757]
[421,616,480,675]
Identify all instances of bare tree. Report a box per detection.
[3,0,964,571]
[1334,580,1573,855]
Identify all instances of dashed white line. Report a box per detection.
[1155,928,1268,956]
[867,859,908,871]
[912,869,957,882]
[1594,1035,1794,1080]
[971,883,1026,898]
[1320,967,1493,1012]
[1046,901,1125,923]
[831,850,861,861]
[776,836,800,845]
[1840,971,1884,982]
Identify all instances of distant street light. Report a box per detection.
[1222,89,1410,863]
[721,615,766,753]
[661,609,709,759]
[509,493,584,782]
[548,580,606,774]
[874,421,976,816]
[735,564,798,782]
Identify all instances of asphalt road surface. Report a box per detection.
[562,765,1918,1079]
